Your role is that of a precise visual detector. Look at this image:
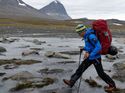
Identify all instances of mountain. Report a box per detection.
[0,0,51,20]
[39,0,71,20]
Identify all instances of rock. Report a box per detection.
[54,52,71,59]
[47,44,52,46]
[111,88,125,93]
[45,51,71,59]
[112,63,125,82]
[57,61,76,64]
[30,48,44,51]
[0,72,6,76]
[22,50,39,56]
[10,77,55,91]
[0,46,6,52]
[105,54,117,60]
[38,68,64,74]
[10,71,34,80]
[18,45,30,48]
[0,59,41,66]
[33,39,46,45]
[4,64,18,69]
[45,51,55,57]
[84,77,102,88]
[0,37,18,43]
[60,51,80,55]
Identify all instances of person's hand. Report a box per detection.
[79,46,84,53]
[84,52,89,59]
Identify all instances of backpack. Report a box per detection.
[92,19,112,55]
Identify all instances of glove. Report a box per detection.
[79,46,84,53]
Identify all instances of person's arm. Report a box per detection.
[88,34,102,60]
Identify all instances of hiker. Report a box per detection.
[63,22,116,92]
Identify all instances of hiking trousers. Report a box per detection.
[70,58,116,87]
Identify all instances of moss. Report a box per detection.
[38,68,64,74]
[10,77,55,91]
[10,81,33,91]
[0,59,41,66]
[85,77,102,88]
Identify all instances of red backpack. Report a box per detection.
[92,19,112,55]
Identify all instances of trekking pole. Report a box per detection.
[77,49,83,93]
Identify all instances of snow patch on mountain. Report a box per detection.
[17,0,26,6]
[54,0,58,3]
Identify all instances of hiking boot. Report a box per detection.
[63,79,74,88]
[104,85,116,92]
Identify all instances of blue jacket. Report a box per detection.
[83,28,101,60]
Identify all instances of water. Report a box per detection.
[0,37,125,93]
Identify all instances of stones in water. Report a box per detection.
[84,77,102,88]
[45,51,71,59]
[10,77,55,91]
[38,68,64,74]
[0,46,6,52]
[112,62,125,82]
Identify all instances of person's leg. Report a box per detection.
[93,58,116,88]
[63,58,92,87]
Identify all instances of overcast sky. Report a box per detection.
[22,0,125,20]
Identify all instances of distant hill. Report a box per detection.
[0,0,54,20]
[39,0,71,20]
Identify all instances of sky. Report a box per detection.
[22,0,125,20]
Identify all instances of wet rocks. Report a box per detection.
[105,54,117,60]
[10,71,34,80]
[30,48,44,51]
[57,61,76,64]
[60,51,80,55]
[4,64,18,69]
[0,46,6,52]
[38,68,64,74]
[0,72,6,76]
[18,45,30,48]
[112,62,125,82]
[10,77,55,91]
[33,39,46,45]
[22,50,39,56]
[0,37,18,43]
[84,77,102,88]
[112,88,125,93]
[45,51,71,59]
[0,59,41,66]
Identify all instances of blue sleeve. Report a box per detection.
[88,34,102,60]
[83,46,90,52]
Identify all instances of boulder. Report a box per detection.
[0,72,6,76]
[18,45,30,48]
[38,68,64,74]
[4,64,18,69]
[10,77,55,91]
[22,50,39,56]
[84,77,102,88]
[0,59,41,66]
[0,37,18,43]
[33,39,46,45]
[30,48,44,51]
[10,71,34,80]
[112,63,125,82]
[45,51,71,59]
[60,51,80,55]
[0,46,6,52]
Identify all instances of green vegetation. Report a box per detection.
[10,77,55,91]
